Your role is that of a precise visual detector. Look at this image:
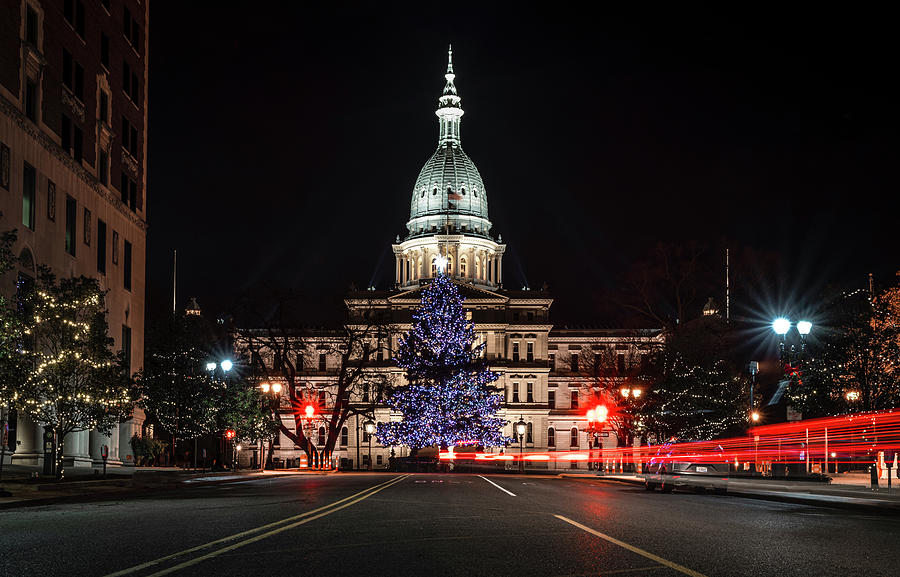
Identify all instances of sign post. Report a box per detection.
[42,430,55,476]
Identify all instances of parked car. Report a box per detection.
[642,443,729,494]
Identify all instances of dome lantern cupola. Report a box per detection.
[393,46,505,291]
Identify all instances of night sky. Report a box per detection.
[147,5,897,327]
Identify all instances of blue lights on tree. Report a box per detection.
[377,274,507,449]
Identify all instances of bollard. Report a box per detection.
[870,465,879,491]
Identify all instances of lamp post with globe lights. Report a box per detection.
[586,403,609,472]
[203,359,234,470]
[259,382,282,469]
[363,419,376,470]
[515,417,527,473]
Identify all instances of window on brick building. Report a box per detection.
[512,341,519,362]
[548,390,555,409]
[547,428,555,448]
[526,383,533,403]
[318,353,326,371]
[65,195,76,256]
[22,163,35,230]
[570,390,578,409]
[570,427,578,448]
[526,342,534,362]
[512,383,519,403]
[97,219,106,274]
[25,6,39,45]
[123,240,132,290]
[24,81,37,121]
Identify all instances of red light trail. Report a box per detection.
[438,409,900,473]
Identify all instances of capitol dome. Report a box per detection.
[406,48,493,239]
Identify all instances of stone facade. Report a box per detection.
[250,49,662,471]
[0,0,149,468]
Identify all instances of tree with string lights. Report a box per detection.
[16,267,134,478]
[377,271,507,450]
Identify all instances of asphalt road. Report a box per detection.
[1,473,898,577]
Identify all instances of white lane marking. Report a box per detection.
[555,515,708,577]
[478,475,516,496]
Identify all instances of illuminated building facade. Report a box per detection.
[0,0,149,469]
[247,49,662,470]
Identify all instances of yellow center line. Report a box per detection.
[103,475,408,577]
[554,515,708,577]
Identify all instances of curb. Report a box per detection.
[0,471,300,510]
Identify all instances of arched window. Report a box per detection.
[474,186,478,197]
[570,427,579,448]
[547,428,555,448]
[459,256,467,277]
[488,258,492,282]
[340,427,348,447]
[526,422,533,444]
[475,257,481,280]
[405,259,411,282]
[447,186,452,195]
[420,189,425,198]
[433,187,438,195]
[317,426,326,446]
[461,188,466,195]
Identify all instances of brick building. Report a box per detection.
[0,0,148,468]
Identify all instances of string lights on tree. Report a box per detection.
[377,273,507,449]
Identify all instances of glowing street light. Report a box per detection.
[796,320,812,336]
[205,362,217,371]
[515,417,527,473]
[772,318,791,336]
[220,359,233,372]
[363,419,377,470]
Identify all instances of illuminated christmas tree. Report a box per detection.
[17,267,134,477]
[377,272,506,449]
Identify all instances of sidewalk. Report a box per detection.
[562,471,900,514]
[0,465,325,510]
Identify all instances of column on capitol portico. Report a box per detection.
[63,429,92,467]
[9,415,42,465]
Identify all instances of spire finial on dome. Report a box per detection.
[436,46,463,145]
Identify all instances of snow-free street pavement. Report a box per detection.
[2,473,898,576]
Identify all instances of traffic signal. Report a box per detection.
[225,429,236,439]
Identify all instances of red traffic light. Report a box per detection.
[587,405,608,424]
[225,429,236,439]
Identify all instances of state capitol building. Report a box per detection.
[252,49,663,471]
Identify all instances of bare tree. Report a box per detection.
[233,290,392,468]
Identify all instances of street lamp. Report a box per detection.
[201,359,236,471]
[586,404,608,472]
[363,419,376,470]
[259,382,282,470]
[515,417,527,473]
